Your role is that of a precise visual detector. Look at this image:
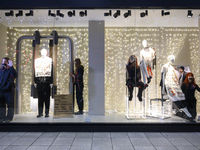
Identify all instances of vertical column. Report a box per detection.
[88,20,105,115]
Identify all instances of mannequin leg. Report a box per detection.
[44,84,51,117]
[136,81,144,102]
[127,79,134,101]
[75,83,84,114]
[37,84,44,117]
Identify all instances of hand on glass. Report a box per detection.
[50,84,53,88]
[34,84,37,88]
[139,79,141,82]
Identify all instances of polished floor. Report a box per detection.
[0,132,200,150]
[11,113,199,123]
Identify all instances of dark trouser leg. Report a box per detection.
[37,84,44,115]
[44,84,50,115]
[76,83,84,112]
[0,92,6,120]
[187,98,197,119]
[136,81,144,102]
[127,79,134,101]
[5,90,14,121]
[174,100,192,118]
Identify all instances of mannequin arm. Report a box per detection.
[162,67,166,94]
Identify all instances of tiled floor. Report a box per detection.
[0,132,200,150]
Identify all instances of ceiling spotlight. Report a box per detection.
[25,10,33,16]
[113,10,120,18]
[48,10,56,17]
[5,10,13,16]
[140,10,148,17]
[79,10,87,17]
[162,10,170,16]
[104,10,112,16]
[57,10,64,18]
[68,10,75,17]
[124,10,131,18]
[15,10,23,17]
[187,10,193,18]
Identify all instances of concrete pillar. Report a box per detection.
[88,20,105,115]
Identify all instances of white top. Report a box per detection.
[162,64,185,101]
[140,47,155,62]
[35,56,52,77]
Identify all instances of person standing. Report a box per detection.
[0,57,17,123]
[181,73,200,120]
[70,58,84,115]
[179,66,187,86]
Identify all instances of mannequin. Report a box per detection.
[161,55,194,122]
[140,40,155,84]
[34,48,53,118]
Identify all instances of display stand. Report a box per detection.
[125,86,146,119]
[148,91,172,119]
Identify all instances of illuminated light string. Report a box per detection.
[105,27,200,114]
[7,27,89,114]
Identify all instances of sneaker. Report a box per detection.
[37,114,43,118]
[74,111,83,115]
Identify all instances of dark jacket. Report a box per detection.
[0,66,17,91]
[75,65,84,84]
[126,63,141,82]
[181,83,200,99]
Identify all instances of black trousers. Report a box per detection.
[37,83,50,115]
[126,79,144,101]
[186,97,197,119]
[0,89,14,120]
[75,82,84,112]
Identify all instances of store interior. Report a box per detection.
[0,9,200,123]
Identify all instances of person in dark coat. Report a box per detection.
[179,66,187,86]
[0,57,17,123]
[181,72,200,119]
[70,58,84,115]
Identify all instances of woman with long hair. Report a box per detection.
[181,72,200,119]
[69,58,84,115]
[126,55,145,101]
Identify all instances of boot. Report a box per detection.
[45,109,49,118]
[147,76,152,84]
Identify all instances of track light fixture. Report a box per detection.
[25,10,33,16]
[124,10,131,18]
[140,10,148,17]
[57,10,64,18]
[162,10,170,16]
[68,10,75,17]
[79,10,87,17]
[48,10,56,17]
[104,10,112,16]
[187,10,193,18]
[15,10,23,17]
[5,10,13,16]
[113,10,120,18]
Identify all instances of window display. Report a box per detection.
[0,9,200,125]
[34,48,53,118]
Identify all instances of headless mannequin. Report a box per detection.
[34,49,53,118]
[140,40,154,84]
[161,55,194,121]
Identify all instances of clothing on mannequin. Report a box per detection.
[140,40,155,84]
[161,55,194,122]
[34,48,53,118]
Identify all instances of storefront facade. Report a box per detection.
[0,0,200,131]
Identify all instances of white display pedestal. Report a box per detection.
[149,98,172,119]
[125,87,146,119]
